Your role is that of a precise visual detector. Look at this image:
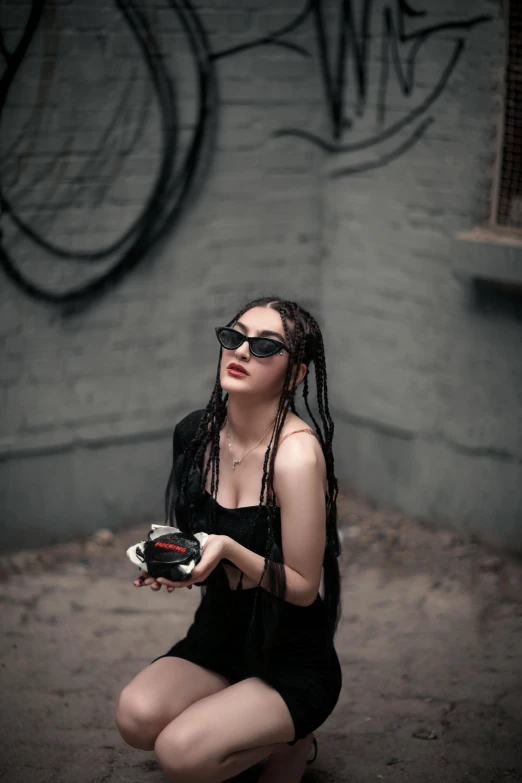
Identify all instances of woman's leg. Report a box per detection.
[153,676,310,783]
[256,733,315,783]
[115,657,231,751]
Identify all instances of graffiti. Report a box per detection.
[0,0,492,306]
[0,0,218,307]
[215,0,491,178]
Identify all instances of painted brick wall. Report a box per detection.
[1,0,323,446]
[320,0,522,550]
[0,0,325,548]
[1,0,521,552]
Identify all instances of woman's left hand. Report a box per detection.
[155,534,229,591]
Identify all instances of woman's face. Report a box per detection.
[219,306,305,401]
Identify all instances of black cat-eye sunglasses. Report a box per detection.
[215,326,289,358]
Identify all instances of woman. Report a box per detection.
[115,295,343,783]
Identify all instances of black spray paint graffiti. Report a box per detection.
[0,0,492,306]
[0,0,219,307]
[214,0,492,178]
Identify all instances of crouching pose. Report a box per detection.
[116,295,343,783]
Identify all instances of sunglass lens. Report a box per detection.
[219,329,242,350]
[252,339,279,357]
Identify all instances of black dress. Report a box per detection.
[150,410,342,745]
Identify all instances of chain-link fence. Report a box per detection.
[496,0,522,229]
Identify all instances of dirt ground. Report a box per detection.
[1,487,521,783]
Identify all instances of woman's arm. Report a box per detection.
[156,435,327,606]
[224,536,318,607]
[225,443,327,606]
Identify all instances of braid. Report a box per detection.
[172,294,343,665]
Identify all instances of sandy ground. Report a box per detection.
[1,487,522,783]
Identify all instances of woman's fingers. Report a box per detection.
[134,572,194,592]
[156,576,192,589]
[134,571,162,590]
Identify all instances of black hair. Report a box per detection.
[168,295,341,668]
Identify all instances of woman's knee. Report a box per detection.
[154,722,209,783]
[115,685,165,751]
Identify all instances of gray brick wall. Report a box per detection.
[1,0,521,552]
[0,0,323,549]
[321,0,522,550]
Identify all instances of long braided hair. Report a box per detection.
[169,295,342,666]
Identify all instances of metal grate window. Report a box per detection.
[496,0,522,230]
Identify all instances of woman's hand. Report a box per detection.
[154,534,230,590]
[133,569,190,593]
[133,570,163,591]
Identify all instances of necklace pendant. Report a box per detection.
[232,459,241,470]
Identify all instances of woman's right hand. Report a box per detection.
[134,570,192,592]
[134,570,173,592]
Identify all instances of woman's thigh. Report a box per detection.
[155,676,296,770]
[115,656,231,750]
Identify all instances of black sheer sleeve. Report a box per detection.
[164,408,206,526]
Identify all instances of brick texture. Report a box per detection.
[1,0,521,551]
[320,0,522,549]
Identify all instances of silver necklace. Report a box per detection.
[225,416,275,470]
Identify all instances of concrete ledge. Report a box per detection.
[453,228,522,286]
[332,407,522,554]
[3,403,521,555]
[0,429,175,553]
[0,404,196,461]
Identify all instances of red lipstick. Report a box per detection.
[227,362,249,377]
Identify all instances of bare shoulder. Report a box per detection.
[274,414,327,495]
[277,413,322,451]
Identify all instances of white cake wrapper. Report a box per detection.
[126,524,209,576]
